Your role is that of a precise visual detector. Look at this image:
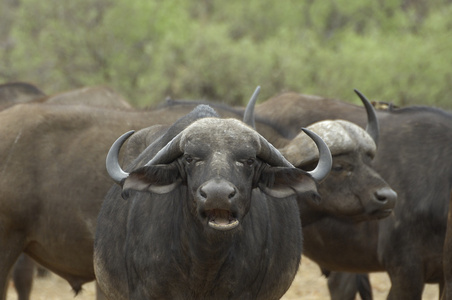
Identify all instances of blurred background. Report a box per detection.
[2,1,449,298]
[0,0,451,108]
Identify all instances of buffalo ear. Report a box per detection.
[258,167,320,202]
[122,164,182,198]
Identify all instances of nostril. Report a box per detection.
[198,180,238,204]
[375,192,387,202]
[375,188,397,203]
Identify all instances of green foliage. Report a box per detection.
[0,0,451,108]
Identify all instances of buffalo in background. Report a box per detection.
[277,90,396,225]
[0,82,45,110]
[0,83,138,300]
[0,85,392,299]
[254,91,452,299]
[0,82,47,300]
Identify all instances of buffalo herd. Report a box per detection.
[0,81,451,300]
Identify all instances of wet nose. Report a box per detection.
[198,179,238,210]
[374,187,397,207]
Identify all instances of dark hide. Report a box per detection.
[0,82,46,300]
[0,102,226,299]
[4,83,131,300]
[323,269,372,300]
[257,92,452,300]
[0,89,293,300]
[94,110,319,299]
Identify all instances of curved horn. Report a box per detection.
[106,130,135,184]
[354,89,379,146]
[301,128,332,182]
[144,131,184,166]
[243,86,260,128]
[106,129,185,185]
[258,128,332,182]
[258,135,294,168]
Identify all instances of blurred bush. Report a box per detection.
[0,0,451,108]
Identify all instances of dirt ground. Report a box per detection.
[6,256,439,300]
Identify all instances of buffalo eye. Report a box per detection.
[184,155,194,164]
[246,158,255,166]
[332,164,344,172]
[366,151,375,160]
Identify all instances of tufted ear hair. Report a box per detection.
[257,166,321,203]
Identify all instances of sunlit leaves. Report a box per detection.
[0,0,451,108]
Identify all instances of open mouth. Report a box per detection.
[206,209,239,231]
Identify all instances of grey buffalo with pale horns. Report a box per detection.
[94,99,331,299]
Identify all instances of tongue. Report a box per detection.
[211,210,231,225]
[207,209,239,231]
[213,216,230,225]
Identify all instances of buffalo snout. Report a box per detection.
[196,179,240,231]
[367,187,397,218]
[198,179,237,206]
[375,187,397,204]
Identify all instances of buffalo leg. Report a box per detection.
[327,271,373,300]
[96,282,108,300]
[12,254,34,300]
[440,280,446,300]
[443,193,452,300]
[386,266,424,300]
[0,232,26,300]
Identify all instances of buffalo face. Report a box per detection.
[281,120,396,222]
[109,118,330,232]
[319,149,396,220]
[280,90,397,223]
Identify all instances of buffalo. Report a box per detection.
[2,83,136,300]
[0,82,45,109]
[0,81,47,300]
[0,88,323,299]
[0,86,395,299]
[2,84,132,300]
[278,91,396,224]
[94,103,331,299]
[254,91,452,299]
